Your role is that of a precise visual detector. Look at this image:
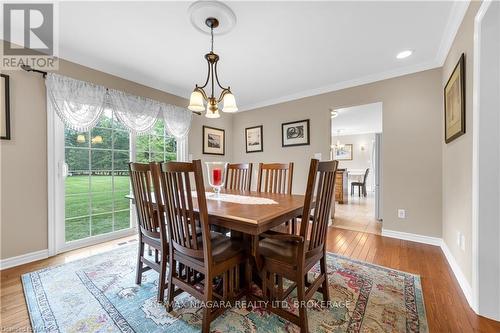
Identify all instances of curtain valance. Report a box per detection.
[45,73,192,138]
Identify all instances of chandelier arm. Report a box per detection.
[214,61,229,91]
[195,86,208,101]
[198,60,211,90]
[217,88,231,103]
[210,61,215,99]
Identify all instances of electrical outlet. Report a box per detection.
[457,231,461,247]
[460,234,465,251]
[397,209,406,219]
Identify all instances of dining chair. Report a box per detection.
[351,168,369,197]
[128,162,169,303]
[258,159,338,333]
[225,163,253,191]
[257,162,293,194]
[151,160,247,333]
[257,162,295,232]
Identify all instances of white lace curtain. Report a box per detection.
[45,73,192,138]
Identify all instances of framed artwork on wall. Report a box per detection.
[281,119,310,147]
[333,144,353,160]
[444,53,466,143]
[245,125,263,153]
[1,74,11,140]
[202,126,225,155]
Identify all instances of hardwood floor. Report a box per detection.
[2,229,500,332]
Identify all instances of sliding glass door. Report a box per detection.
[61,110,177,246]
[64,110,132,242]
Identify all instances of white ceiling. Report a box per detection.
[57,1,469,111]
[331,102,382,136]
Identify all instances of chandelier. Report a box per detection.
[188,17,238,118]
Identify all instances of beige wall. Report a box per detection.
[441,1,480,285]
[232,68,443,237]
[0,58,222,259]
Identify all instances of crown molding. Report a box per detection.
[238,60,440,112]
[435,0,471,66]
[237,1,470,113]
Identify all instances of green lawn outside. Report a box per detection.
[65,175,131,241]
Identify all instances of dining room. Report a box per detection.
[2,1,500,333]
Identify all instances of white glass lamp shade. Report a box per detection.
[188,90,205,111]
[92,135,103,144]
[222,93,238,113]
[76,134,86,143]
[205,102,220,118]
[205,109,220,118]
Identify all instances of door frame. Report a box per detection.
[472,0,500,320]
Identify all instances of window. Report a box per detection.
[64,111,177,242]
[135,121,177,162]
[64,110,131,241]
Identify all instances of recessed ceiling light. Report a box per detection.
[396,50,413,59]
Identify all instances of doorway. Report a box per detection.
[330,102,383,234]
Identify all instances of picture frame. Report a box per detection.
[202,125,225,155]
[1,74,11,140]
[281,119,310,147]
[444,53,466,143]
[333,144,353,161]
[245,125,263,153]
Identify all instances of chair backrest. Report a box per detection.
[129,162,163,240]
[257,162,294,194]
[151,160,212,265]
[225,163,253,191]
[299,159,339,254]
[363,168,370,184]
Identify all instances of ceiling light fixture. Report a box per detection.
[188,17,237,118]
[396,50,413,59]
[330,108,338,118]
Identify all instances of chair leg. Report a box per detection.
[166,257,175,312]
[320,255,330,302]
[261,268,268,300]
[202,274,213,333]
[136,240,144,285]
[157,253,167,303]
[297,273,309,333]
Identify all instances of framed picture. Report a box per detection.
[202,126,225,155]
[1,74,11,140]
[281,119,310,147]
[245,125,263,153]
[334,144,353,160]
[444,53,466,143]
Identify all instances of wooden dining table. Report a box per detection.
[127,188,307,268]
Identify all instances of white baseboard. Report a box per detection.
[440,240,475,311]
[0,249,49,270]
[380,228,475,313]
[381,228,442,246]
